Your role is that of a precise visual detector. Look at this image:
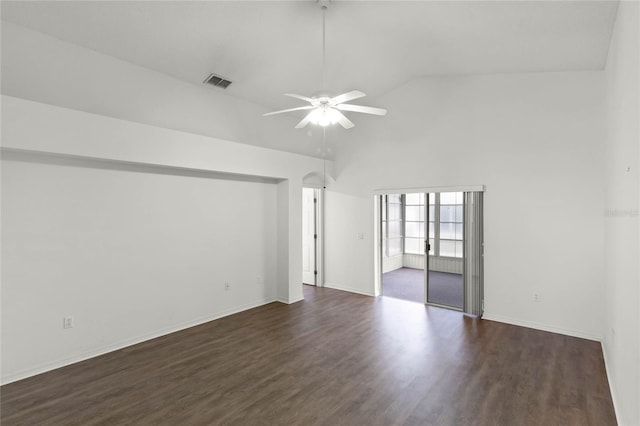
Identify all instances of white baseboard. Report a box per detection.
[482,312,603,342]
[600,341,621,426]
[324,282,375,297]
[1,296,277,385]
[276,296,304,304]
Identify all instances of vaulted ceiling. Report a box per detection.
[1,1,619,158]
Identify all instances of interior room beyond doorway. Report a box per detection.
[381,193,464,309]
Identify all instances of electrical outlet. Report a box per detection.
[256,276,263,285]
[224,282,231,291]
[533,293,541,302]
[63,316,74,329]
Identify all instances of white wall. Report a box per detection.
[603,2,640,425]
[403,254,463,274]
[0,96,327,383]
[1,152,277,383]
[382,255,403,273]
[324,191,375,296]
[325,70,606,340]
[382,255,463,274]
[0,17,332,384]
[0,21,321,159]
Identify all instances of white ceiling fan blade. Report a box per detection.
[336,104,387,116]
[263,106,314,117]
[334,110,355,129]
[295,111,315,129]
[330,90,366,105]
[284,93,315,103]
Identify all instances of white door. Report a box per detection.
[302,188,316,285]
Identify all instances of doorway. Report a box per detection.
[377,189,483,315]
[302,187,320,285]
[379,193,425,303]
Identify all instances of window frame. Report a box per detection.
[381,194,404,258]
[438,192,464,258]
[401,192,463,259]
[404,193,425,255]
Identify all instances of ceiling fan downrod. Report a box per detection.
[262,0,387,129]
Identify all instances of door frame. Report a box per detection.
[303,186,324,287]
[424,192,430,305]
[374,185,484,307]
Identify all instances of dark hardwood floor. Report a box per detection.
[1,286,616,425]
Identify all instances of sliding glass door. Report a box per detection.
[424,192,464,310]
[379,189,483,316]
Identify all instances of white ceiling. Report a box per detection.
[0,0,619,156]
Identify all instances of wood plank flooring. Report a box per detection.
[1,286,616,425]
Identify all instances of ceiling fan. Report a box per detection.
[263,3,387,129]
[264,90,386,129]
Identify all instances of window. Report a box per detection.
[384,192,463,259]
[428,194,435,256]
[381,195,387,257]
[404,193,424,254]
[438,192,463,258]
[401,192,463,258]
[381,194,403,257]
[387,194,403,256]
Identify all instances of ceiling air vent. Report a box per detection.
[203,73,232,89]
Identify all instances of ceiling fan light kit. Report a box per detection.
[308,106,341,127]
[263,2,387,129]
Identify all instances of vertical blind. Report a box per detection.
[463,191,484,316]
